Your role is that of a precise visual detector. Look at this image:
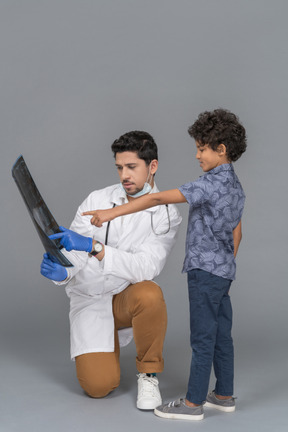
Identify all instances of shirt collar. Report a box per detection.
[206,163,234,176]
[110,183,160,213]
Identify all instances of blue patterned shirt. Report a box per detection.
[179,164,245,280]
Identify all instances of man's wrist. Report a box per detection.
[53,268,71,285]
[89,239,105,260]
[95,246,105,261]
[87,237,93,253]
[90,239,96,254]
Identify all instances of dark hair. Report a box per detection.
[188,108,247,162]
[111,131,158,165]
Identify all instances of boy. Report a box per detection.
[83,109,247,420]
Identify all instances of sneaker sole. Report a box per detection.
[137,400,162,410]
[154,408,204,421]
[204,401,235,412]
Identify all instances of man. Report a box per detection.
[40,131,182,410]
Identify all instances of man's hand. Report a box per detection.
[40,253,68,281]
[81,209,116,227]
[49,226,93,252]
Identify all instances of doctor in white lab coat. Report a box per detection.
[41,131,182,410]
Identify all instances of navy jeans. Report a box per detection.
[186,269,234,405]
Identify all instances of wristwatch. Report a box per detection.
[88,240,103,257]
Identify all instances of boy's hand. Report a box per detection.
[49,226,93,252]
[81,209,116,227]
[40,253,68,281]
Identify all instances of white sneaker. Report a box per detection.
[137,373,162,410]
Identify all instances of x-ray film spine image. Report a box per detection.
[12,156,73,267]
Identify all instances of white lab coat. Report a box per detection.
[56,183,182,359]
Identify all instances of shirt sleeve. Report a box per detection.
[179,178,211,207]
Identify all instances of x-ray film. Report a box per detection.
[12,155,73,267]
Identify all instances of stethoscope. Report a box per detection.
[104,203,171,245]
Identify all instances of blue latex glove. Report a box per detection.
[40,253,68,281]
[49,226,93,252]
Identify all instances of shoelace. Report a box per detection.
[167,399,181,408]
[138,374,159,397]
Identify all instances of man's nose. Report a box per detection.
[122,167,130,179]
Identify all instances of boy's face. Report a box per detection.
[195,141,228,172]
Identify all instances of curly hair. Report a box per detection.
[111,130,158,165]
[188,108,247,162]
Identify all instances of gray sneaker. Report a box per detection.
[154,398,204,421]
[205,391,236,412]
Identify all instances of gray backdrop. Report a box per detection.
[1,1,287,431]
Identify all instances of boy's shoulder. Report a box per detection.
[180,164,244,206]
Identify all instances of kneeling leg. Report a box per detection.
[75,348,120,398]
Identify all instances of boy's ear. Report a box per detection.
[217,144,227,156]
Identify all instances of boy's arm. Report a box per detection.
[233,220,242,257]
[82,189,186,227]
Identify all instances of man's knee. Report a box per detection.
[75,353,120,398]
[78,374,120,398]
[130,281,165,309]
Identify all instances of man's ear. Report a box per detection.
[217,144,227,156]
[150,159,158,175]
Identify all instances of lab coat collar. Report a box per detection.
[110,183,160,213]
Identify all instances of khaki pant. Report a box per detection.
[75,281,167,398]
